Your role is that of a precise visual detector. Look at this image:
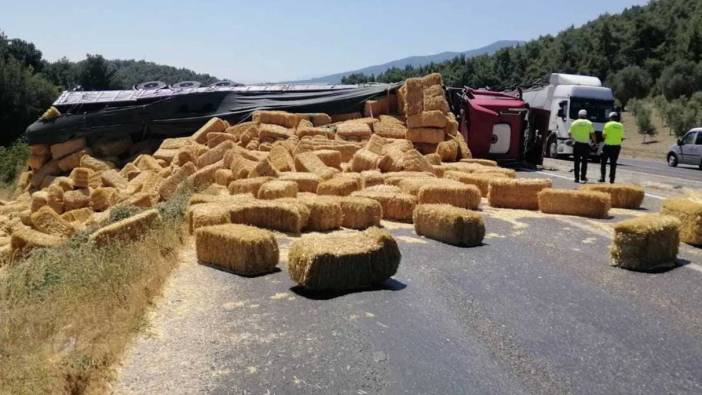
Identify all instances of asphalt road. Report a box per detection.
[114,164,702,395]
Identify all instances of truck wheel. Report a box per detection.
[544,135,557,158]
[667,153,678,167]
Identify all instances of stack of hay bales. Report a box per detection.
[609,215,680,271]
[661,197,702,246]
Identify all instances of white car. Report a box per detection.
[667,128,702,169]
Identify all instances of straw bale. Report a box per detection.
[157,162,196,200]
[30,160,61,188]
[120,163,141,181]
[307,113,332,126]
[336,122,372,140]
[337,196,383,230]
[279,172,321,193]
[259,123,294,141]
[90,209,161,246]
[230,154,257,179]
[331,112,363,123]
[61,207,94,224]
[90,187,119,212]
[123,192,158,209]
[229,200,309,233]
[317,177,360,196]
[363,99,389,117]
[258,180,298,200]
[445,114,459,136]
[11,225,65,252]
[195,224,278,275]
[205,132,236,148]
[45,185,64,214]
[351,190,416,222]
[98,169,127,190]
[445,171,504,197]
[253,111,300,129]
[412,142,437,156]
[297,119,314,129]
[188,202,232,233]
[579,184,645,209]
[378,148,405,172]
[159,137,190,150]
[363,184,403,193]
[383,171,436,186]
[133,154,162,172]
[423,95,450,114]
[30,191,49,213]
[294,152,337,180]
[28,154,49,170]
[397,85,407,116]
[404,78,424,115]
[152,148,176,164]
[296,126,334,139]
[188,160,225,189]
[413,204,484,246]
[192,117,228,144]
[424,153,442,165]
[49,176,73,192]
[312,149,342,170]
[362,134,384,154]
[453,133,472,158]
[294,139,361,162]
[80,154,114,172]
[238,124,259,146]
[406,128,445,144]
[661,197,702,245]
[63,188,90,211]
[245,139,260,151]
[610,214,680,271]
[360,170,384,188]
[290,195,344,231]
[486,178,552,210]
[288,227,400,291]
[350,149,380,172]
[249,158,280,178]
[416,182,481,210]
[267,143,295,172]
[228,177,273,195]
[402,149,434,172]
[211,168,233,186]
[30,206,75,237]
[30,144,50,156]
[538,189,611,218]
[436,140,459,162]
[406,111,448,129]
[373,121,407,139]
[460,158,497,167]
[472,165,516,178]
[50,137,87,160]
[196,141,234,169]
[422,73,443,88]
[396,177,450,195]
[225,121,256,139]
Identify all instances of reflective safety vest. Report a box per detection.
[603,121,624,146]
[569,119,594,143]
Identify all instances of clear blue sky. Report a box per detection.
[0,0,648,83]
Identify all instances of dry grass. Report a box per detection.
[287,227,401,291]
[661,197,702,246]
[610,214,680,271]
[538,188,611,218]
[0,184,192,394]
[413,204,485,247]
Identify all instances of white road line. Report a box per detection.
[534,170,665,200]
[684,263,702,274]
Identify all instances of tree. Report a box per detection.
[609,66,652,107]
[656,92,702,137]
[77,54,115,90]
[658,60,702,100]
[341,73,375,84]
[629,99,657,142]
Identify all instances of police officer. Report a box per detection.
[569,109,594,183]
[600,112,624,183]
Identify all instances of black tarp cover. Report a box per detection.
[25,84,399,145]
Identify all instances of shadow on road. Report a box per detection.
[198,262,283,278]
[290,278,407,300]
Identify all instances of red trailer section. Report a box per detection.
[457,89,528,162]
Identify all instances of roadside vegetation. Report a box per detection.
[0,185,192,394]
[0,141,29,198]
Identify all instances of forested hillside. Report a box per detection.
[344,0,702,137]
[0,31,219,145]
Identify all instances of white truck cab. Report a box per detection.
[523,73,616,158]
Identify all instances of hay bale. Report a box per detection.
[460,158,497,167]
[402,149,434,173]
[159,137,190,150]
[123,192,158,209]
[454,133,472,159]
[579,184,645,209]
[417,182,481,210]
[61,207,94,224]
[30,191,49,213]
[230,154,257,179]
[294,152,337,180]
[159,162,197,200]
[134,154,163,172]
[279,172,321,193]
[661,197,702,246]
[487,179,553,210]
[253,111,300,129]
[94,135,132,157]
[188,160,225,189]
[259,123,294,141]
[90,187,119,212]
[90,209,161,246]
[64,189,91,211]
[196,140,234,168]
[11,225,65,252]
[373,121,407,139]
[538,189,611,219]
[249,158,280,178]
[351,190,416,222]
[288,227,400,291]
[313,149,342,169]
[383,171,436,186]
[50,176,75,192]
[214,169,234,186]
[196,224,278,276]
[30,160,61,188]
[100,169,128,190]
[28,154,49,170]
[413,204,485,247]
[406,111,448,129]
[188,202,232,233]
[350,149,380,172]
[610,215,680,271]
[404,78,424,115]
[436,140,459,162]
[330,112,363,123]
[192,117,228,144]
[269,144,296,171]
[360,170,384,189]
[378,148,405,172]
[337,196,383,230]
[424,153,442,165]
[421,73,443,87]
[406,128,445,144]
[30,206,75,237]
[258,180,298,200]
[445,114,459,136]
[444,171,504,197]
[296,126,334,139]
[317,177,360,196]
[207,132,237,148]
[50,137,87,160]
[289,195,344,231]
[228,177,273,195]
[80,154,114,172]
[229,200,309,233]
[336,122,372,140]
[120,163,141,180]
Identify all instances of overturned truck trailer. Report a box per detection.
[26,84,400,145]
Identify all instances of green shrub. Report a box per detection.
[630,100,657,141]
[0,140,29,185]
[655,93,702,137]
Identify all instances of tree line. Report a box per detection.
[342,0,702,136]
[0,32,219,145]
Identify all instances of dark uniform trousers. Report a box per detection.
[601,144,621,183]
[573,142,590,181]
